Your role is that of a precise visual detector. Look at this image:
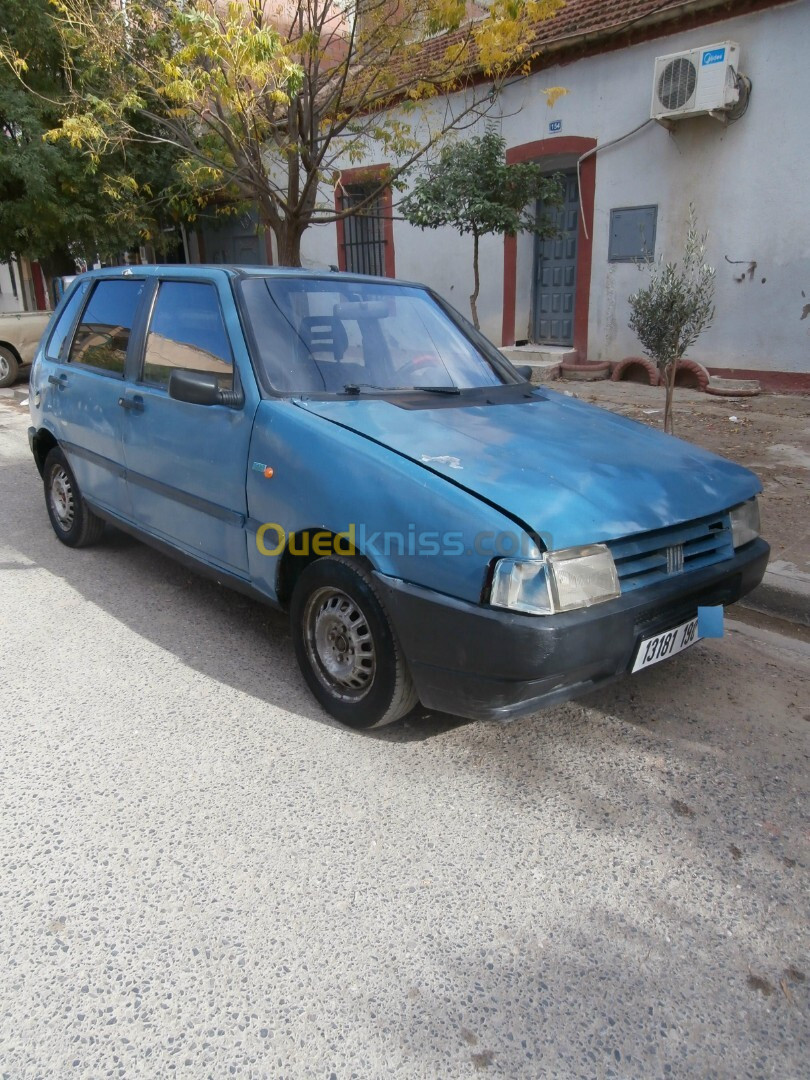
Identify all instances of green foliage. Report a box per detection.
[0,0,90,264]
[0,0,201,273]
[628,209,716,433]
[400,128,561,326]
[3,0,565,266]
[400,127,560,237]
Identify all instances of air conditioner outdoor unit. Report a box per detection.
[651,41,741,122]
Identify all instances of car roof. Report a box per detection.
[77,265,426,288]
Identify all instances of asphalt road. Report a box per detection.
[1,400,807,1079]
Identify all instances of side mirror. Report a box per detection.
[514,364,533,382]
[168,369,223,406]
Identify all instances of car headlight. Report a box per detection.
[729,498,760,548]
[489,544,620,615]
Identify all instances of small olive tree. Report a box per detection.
[628,210,716,433]
[400,128,562,329]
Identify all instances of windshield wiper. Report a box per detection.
[342,383,392,395]
[342,382,461,396]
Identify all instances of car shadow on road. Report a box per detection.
[3,461,477,741]
[6,462,808,1069]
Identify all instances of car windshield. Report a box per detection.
[239,276,509,394]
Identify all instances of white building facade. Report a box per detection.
[297,0,809,382]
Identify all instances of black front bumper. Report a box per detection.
[373,538,770,722]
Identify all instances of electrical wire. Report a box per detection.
[576,118,655,239]
[726,70,752,124]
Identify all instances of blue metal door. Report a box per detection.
[119,278,256,576]
[532,171,579,346]
[47,277,147,518]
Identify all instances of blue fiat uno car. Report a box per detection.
[28,266,768,728]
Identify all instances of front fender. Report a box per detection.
[245,399,533,604]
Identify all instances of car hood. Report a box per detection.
[293,389,760,549]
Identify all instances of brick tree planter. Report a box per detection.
[705,377,761,397]
[611,357,660,386]
[560,360,611,382]
[611,357,711,391]
[672,359,710,391]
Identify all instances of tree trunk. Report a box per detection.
[663,356,679,434]
[469,231,480,330]
[274,222,304,267]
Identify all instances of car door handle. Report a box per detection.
[48,373,67,387]
[118,395,144,413]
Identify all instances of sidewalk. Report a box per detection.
[567,379,810,626]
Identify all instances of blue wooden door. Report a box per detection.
[532,171,579,346]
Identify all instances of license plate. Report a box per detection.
[632,616,701,673]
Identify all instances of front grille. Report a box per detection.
[608,513,734,592]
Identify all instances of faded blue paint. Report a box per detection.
[296,388,760,550]
[245,398,523,604]
[30,265,762,615]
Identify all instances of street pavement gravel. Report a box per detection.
[0,401,807,1079]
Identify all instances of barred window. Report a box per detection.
[339,183,388,277]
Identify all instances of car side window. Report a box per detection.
[142,281,234,391]
[45,280,90,361]
[68,279,145,376]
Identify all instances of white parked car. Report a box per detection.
[0,311,52,387]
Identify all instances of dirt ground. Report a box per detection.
[565,380,810,577]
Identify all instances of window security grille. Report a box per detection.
[339,184,387,276]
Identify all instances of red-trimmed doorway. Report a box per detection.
[335,165,396,278]
[502,137,596,359]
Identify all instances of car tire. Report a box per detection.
[290,556,419,729]
[43,447,106,548]
[0,346,19,388]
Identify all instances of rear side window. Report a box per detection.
[142,281,234,390]
[68,279,145,376]
[45,279,90,361]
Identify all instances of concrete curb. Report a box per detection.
[738,565,810,627]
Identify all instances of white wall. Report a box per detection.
[300,0,809,372]
[297,94,520,338]
[0,262,25,314]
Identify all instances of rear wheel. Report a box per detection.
[290,557,418,728]
[43,447,105,547]
[0,346,19,388]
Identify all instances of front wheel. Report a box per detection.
[290,557,418,728]
[43,447,106,547]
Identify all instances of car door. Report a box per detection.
[119,277,256,576]
[47,276,147,518]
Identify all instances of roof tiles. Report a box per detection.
[533,0,691,46]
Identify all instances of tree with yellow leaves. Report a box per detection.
[9,0,565,265]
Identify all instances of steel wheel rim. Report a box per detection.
[49,465,75,530]
[303,586,376,701]
[0,353,8,381]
